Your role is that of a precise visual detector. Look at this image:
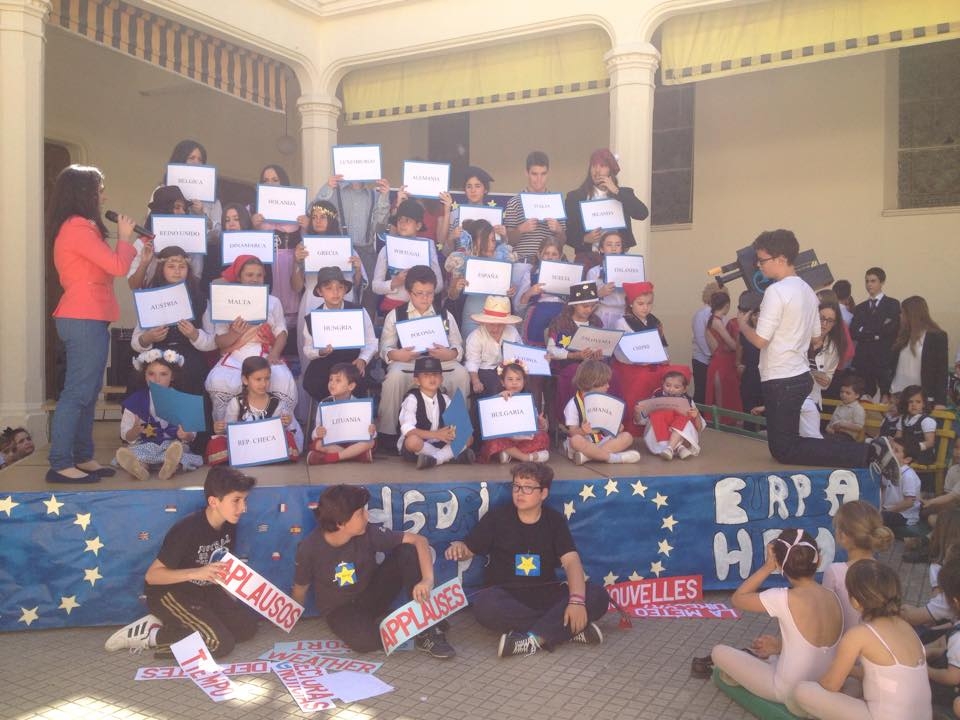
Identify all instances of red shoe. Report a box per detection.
[307,450,330,465]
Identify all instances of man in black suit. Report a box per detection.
[849,267,900,400]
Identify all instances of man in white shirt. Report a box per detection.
[737,230,898,479]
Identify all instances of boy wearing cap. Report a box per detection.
[465,296,524,397]
[400,356,475,469]
[301,266,378,403]
[371,199,444,314]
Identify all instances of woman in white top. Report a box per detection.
[890,295,949,408]
[800,302,846,438]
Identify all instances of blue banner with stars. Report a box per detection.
[0,468,877,630]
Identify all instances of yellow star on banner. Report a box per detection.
[650,561,665,577]
[658,539,674,557]
[563,501,576,520]
[74,513,92,531]
[43,495,65,516]
[84,536,105,556]
[59,596,80,615]
[602,571,619,586]
[630,480,648,497]
[603,478,619,496]
[83,567,102,587]
[578,484,596,502]
[334,563,356,587]
[19,607,39,626]
[516,556,538,576]
[652,492,669,509]
[628,571,644,582]
[661,515,679,532]
[0,495,19,517]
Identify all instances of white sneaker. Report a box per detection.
[104,614,161,652]
[498,451,511,464]
[158,441,183,481]
[610,450,641,464]
[572,451,588,466]
[659,447,674,461]
[530,450,550,463]
[115,448,149,482]
[676,445,693,460]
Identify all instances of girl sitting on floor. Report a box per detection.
[477,360,550,465]
[562,359,639,466]
[636,369,705,460]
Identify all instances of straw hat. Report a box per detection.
[470,295,521,324]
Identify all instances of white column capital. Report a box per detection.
[0,0,52,32]
[297,94,342,130]
[603,42,660,84]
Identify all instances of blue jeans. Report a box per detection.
[49,318,110,470]
[762,372,869,467]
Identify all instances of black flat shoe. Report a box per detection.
[77,465,116,478]
[691,655,713,678]
[46,468,100,484]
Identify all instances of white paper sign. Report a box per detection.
[385,235,431,271]
[538,260,583,296]
[133,281,194,329]
[272,662,337,712]
[618,329,668,364]
[318,399,374,445]
[272,639,351,655]
[500,341,551,376]
[395,315,449,352]
[603,254,646,287]
[464,257,512,296]
[567,326,624,357]
[322,671,394,703]
[135,661,270,681]
[456,204,503,227]
[519,192,566,221]
[166,163,217,203]
[332,144,382,182]
[309,309,365,350]
[303,235,353,273]
[379,578,469,655]
[580,197,626,231]
[216,551,303,631]
[170,632,239,703]
[152,215,207,254]
[226,417,289,467]
[583,392,625,436]
[259,651,381,675]
[222,230,275,266]
[636,396,693,416]
[209,283,268,323]
[477,393,538,440]
[402,160,450,199]
[256,184,307,224]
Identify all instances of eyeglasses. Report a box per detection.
[512,483,541,495]
[820,317,836,325]
[756,255,775,266]
[410,290,435,298]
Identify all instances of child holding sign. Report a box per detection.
[371,200,443,314]
[636,369,705,461]
[308,363,376,465]
[104,466,258,657]
[478,361,550,464]
[584,231,628,329]
[115,349,204,482]
[547,281,605,421]
[562,360,639,465]
[292,484,456,658]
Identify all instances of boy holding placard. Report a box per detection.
[445,463,609,657]
[371,200,443,313]
[104,466,258,657]
[308,363,376,465]
[562,360,639,465]
[292,484,456,658]
[400,356,475,469]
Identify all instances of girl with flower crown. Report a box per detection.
[115,349,204,481]
[477,360,551,464]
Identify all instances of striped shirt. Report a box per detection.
[503,191,566,261]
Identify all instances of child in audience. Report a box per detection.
[901,509,960,626]
[399,356,475,469]
[793,559,931,720]
[477,361,550,465]
[920,444,960,523]
[826,376,867,441]
[880,437,921,531]
[584,231,627,329]
[465,296,523,398]
[896,385,937,465]
[878,393,900,437]
[514,236,566,327]
[307,363,376,465]
[925,557,960,715]
[636,370,704,460]
[563,359,639,466]
[115,349,203,482]
[548,282,605,421]
[711,529,842,717]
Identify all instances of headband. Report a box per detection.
[497,359,529,377]
[133,348,185,371]
[777,533,819,570]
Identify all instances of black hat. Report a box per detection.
[406,356,445,375]
[148,185,188,213]
[395,199,425,225]
[568,281,599,305]
[313,266,353,295]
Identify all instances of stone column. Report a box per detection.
[298,94,342,197]
[604,42,660,260]
[0,0,51,441]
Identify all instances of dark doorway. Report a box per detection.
[44,142,71,400]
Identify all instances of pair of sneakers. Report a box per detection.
[414,623,456,659]
[497,622,603,658]
[104,613,162,653]
[497,450,550,464]
[417,448,476,470]
[867,436,900,484]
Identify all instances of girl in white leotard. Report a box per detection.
[712,529,843,717]
[794,559,931,720]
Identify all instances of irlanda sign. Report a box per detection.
[216,551,303,632]
[379,578,468,655]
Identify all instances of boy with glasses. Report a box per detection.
[445,463,609,658]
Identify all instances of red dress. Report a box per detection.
[704,317,742,419]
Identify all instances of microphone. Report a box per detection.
[105,210,155,240]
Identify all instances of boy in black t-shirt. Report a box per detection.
[445,462,610,657]
[104,466,258,657]
[292,484,456,658]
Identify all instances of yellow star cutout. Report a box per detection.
[628,571,644,582]
[19,606,39,626]
[43,495,65,516]
[630,480,648,497]
[652,492,669,509]
[578,484,596,502]
[85,536,105,556]
[603,478,619,496]
[650,561,665,577]
[559,335,572,348]
[661,515,679,532]
[563,501,576,520]
[602,571,619,586]
[516,556,538,576]
[59,596,80,615]
[658,539,674,557]
[334,563,356,586]
[83,567,103,587]
[0,495,20,517]
[143,424,157,438]
[74,513,92,531]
